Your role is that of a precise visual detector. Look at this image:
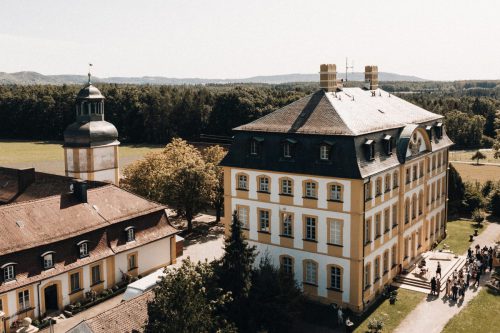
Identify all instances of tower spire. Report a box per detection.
[88,63,93,84]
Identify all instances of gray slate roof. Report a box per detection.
[235,88,442,136]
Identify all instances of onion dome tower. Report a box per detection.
[63,70,120,184]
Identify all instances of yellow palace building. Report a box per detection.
[220,64,453,312]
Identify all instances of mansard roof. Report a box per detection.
[235,88,442,136]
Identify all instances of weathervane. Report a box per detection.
[88,63,93,84]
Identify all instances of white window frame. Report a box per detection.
[281,179,292,195]
[329,220,342,245]
[259,210,269,232]
[305,261,317,284]
[259,177,269,192]
[250,140,258,155]
[91,265,101,285]
[305,182,316,198]
[4,265,15,281]
[79,242,88,258]
[238,207,249,229]
[128,254,137,270]
[305,217,316,240]
[237,174,248,190]
[330,184,342,201]
[127,228,135,242]
[70,272,80,292]
[330,266,341,290]
[320,145,330,160]
[282,213,292,237]
[282,257,293,275]
[18,290,30,311]
[43,254,53,269]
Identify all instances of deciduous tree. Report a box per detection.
[201,145,227,222]
[471,150,487,165]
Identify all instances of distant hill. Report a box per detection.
[0,71,426,85]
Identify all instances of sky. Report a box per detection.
[0,0,499,80]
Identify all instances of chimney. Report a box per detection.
[319,64,337,92]
[72,179,88,203]
[365,65,378,90]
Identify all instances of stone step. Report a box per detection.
[394,276,430,289]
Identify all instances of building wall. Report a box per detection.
[64,145,119,184]
[0,236,173,333]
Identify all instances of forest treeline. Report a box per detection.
[0,81,498,148]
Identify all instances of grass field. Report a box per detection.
[441,288,500,333]
[0,140,163,175]
[353,289,424,333]
[437,219,487,255]
[451,163,500,184]
[449,149,498,164]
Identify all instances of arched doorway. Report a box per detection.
[44,284,58,314]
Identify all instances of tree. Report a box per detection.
[489,189,500,217]
[123,139,216,232]
[462,182,485,214]
[471,150,487,165]
[214,211,257,329]
[445,111,485,147]
[248,256,303,333]
[493,139,500,159]
[145,259,235,333]
[448,163,466,214]
[201,145,227,222]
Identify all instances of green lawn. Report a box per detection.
[0,140,163,174]
[442,288,500,333]
[449,149,499,164]
[437,219,487,255]
[353,289,424,333]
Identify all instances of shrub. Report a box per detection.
[490,189,500,217]
[472,209,485,225]
[482,180,496,197]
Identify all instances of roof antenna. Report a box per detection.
[345,57,354,83]
[88,63,93,84]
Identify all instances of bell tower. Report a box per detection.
[63,70,120,184]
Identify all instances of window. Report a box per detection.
[128,254,137,270]
[405,199,410,224]
[419,161,424,178]
[281,256,293,275]
[0,298,2,313]
[91,265,101,285]
[237,174,248,190]
[364,182,372,201]
[304,181,317,198]
[329,219,342,245]
[384,208,390,232]
[259,210,270,232]
[281,179,293,195]
[18,290,30,310]
[375,178,382,196]
[320,145,330,160]
[70,272,80,292]
[305,261,317,285]
[258,176,270,192]
[413,165,418,181]
[364,218,372,244]
[391,245,397,267]
[79,242,88,258]
[392,204,398,227]
[3,265,15,281]
[283,142,291,158]
[383,135,392,155]
[305,217,316,241]
[432,155,436,170]
[385,174,391,192]
[330,266,342,290]
[364,264,371,289]
[383,251,389,274]
[281,213,292,237]
[404,238,409,258]
[250,139,259,155]
[436,122,443,138]
[393,171,399,188]
[43,253,53,269]
[329,184,342,201]
[237,206,249,229]
[364,139,375,161]
[426,185,431,206]
[127,228,135,242]
[374,257,380,280]
[426,125,433,141]
[375,214,381,237]
[405,168,411,184]
[412,195,417,220]
[418,192,424,215]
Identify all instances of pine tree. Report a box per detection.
[214,211,257,329]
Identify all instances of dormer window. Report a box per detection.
[41,251,55,269]
[250,137,264,156]
[77,240,89,258]
[320,145,330,160]
[435,122,443,139]
[126,227,135,242]
[2,263,16,282]
[282,138,297,159]
[426,126,433,141]
[383,135,393,155]
[364,139,375,161]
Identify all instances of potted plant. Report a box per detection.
[368,318,384,332]
[389,290,398,304]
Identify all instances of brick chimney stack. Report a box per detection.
[365,65,378,90]
[319,64,337,92]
